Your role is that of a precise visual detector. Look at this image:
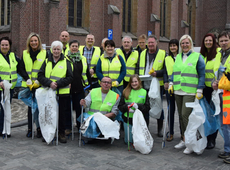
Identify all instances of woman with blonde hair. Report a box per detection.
[118,74,150,144]
[20,32,47,138]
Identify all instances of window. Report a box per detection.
[68,0,89,28]
[0,0,10,26]
[122,0,132,32]
[160,0,167,37]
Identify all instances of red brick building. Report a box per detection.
[0,0,229,56]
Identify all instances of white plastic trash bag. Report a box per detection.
[184,99,207,155]
[211,89,221,116]
[148,77,162,119]
[93,112,120,139]
[36,88,58,144]
[132,109,153,154]
[1,80,12,135]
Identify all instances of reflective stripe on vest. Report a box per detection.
[21,50,46,87]
[223,90,230,124]
[124,88,146,118]
[45,58,69,94]
[139,49,165,86]
[173,52,199,93]
[100,54,123,86]
[165,56,175,79]
[0,52,18,90]
[88,87,119,115]
[116,48,138,82]
[204,57,216,87]
[79,45,101,78]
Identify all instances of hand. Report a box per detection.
[0,81,4,89]
[33,80,40,89]
[150,72,157,77]
[80,99,86,107]
[90,68,94,76]
[26,79,33,91]
[212,80,219,90]
[196,89,203,100]
[168,82,173,94]
[148,68,155,75]
[50,82,57,90]
[164,83,169,90]
[112,81,119,87]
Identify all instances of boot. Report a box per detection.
[58,133,67,143]
[26,129,32,138]
[157,119,163,137]
[36,127,42,138]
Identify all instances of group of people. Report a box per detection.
[0,30,229,164]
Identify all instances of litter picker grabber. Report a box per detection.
[79,85,90,147]
[127,103,134,151]
[162,96,170,148]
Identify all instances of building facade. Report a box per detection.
[0,0,230,56]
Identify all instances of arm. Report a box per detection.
[56,60,73,88]
[118,95,129,113]
[17,55,30,81]
[116,55,126,83]
[37,61,52,87]
[197,55,206,89]
[86,65,92,87]
[96,58,104,81]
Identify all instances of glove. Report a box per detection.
[128,108,135,113]
[112,81,119,87]
[33,80,40,89]
[196,89,203,100]
[148,68,155,75]
[168,82,173,94]
[132,103,138,109]
[26,79,33,91]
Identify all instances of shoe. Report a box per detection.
[0,134,11,138]
[224,157,230,164]
[26,129,32,138]
[166,135,173,142]
[36,128,42,138]
[65,129,72,136]
[183,147,193,154]
[218,152,230,159]
[58,133,67,143]
[206,141,215,149]
[174,140,185,149]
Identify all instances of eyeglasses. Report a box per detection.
[101,81,112,84]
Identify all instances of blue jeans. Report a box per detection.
[0,89,14,133]
[220,92,230,153]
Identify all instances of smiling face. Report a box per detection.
[52,46,62,59]
[131,77,140,90]
[180,38,191,53]
[169,43,178,55]
[86,34,95,48]
[30,36,39,51]
[148,37,157,53]
[138,38,146,50]
[59,31,69,45]
[70,42,79,53]
[204,36,213,50]
[100,77,112,93]
[0,40,10,55]
[105,44,115,56]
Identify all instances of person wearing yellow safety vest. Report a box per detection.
[0,37,21,138]
[200,33,220,150]
[59,31,70,56]
[168,34,205,155]
[116,36,139,88]
[79,34,101,88]
[65,40,92,135]
[212,31,230,164]
[38,41,73,143]
[134,34,148,57]
[118,74,150,144]
[164,39,179,142]
[96,40,126,94]
[20,33,48,138]
[139,34,167,137]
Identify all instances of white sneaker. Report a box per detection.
[183,147,193,154]
[174,140,185,149]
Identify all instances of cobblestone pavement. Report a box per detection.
[1,98,229,170]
